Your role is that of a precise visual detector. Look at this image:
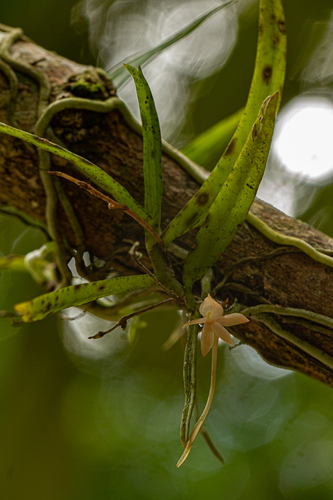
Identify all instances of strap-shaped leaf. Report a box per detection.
[183,93,278,289]
[109,2,234,88]
[180,107,243,169]
[125,65,162,230]
[0,122,151,223]
[162,0,286,247]
[14,274,154,322]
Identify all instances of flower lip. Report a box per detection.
[199,294,223,321]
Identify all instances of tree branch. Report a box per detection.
[1,26,333,386]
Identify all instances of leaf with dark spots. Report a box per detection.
[224,137,237,157]
[186,213,200,228]
[0,121,150,223]
[125,65,162,236]
[14,275,154,322]
[163,0,286,248]
[183,93,278,288]
[278,20,286,33]
[262,65,273,84]
[196,194,209,206]
[181,108,243,167]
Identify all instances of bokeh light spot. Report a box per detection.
[274,96,333,183]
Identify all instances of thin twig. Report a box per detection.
[89,297,174,339]
[48,171,166,252]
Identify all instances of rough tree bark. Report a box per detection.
[1,27,333,386]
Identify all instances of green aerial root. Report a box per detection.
[250,313,333,370]
[180,320,199,447]
[246,212,333,269]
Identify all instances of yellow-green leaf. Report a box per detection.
[180,107,244,170]
[15,275,154,322]
[162,0,286,247]
[125,65,162,230]
[0,121,151,223]
[183,93,278,289]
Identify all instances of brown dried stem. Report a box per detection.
[48,171,167,253]
[89,297,175,339]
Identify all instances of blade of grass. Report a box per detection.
[109,2,235,88]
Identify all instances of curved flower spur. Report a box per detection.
[177,295,249,466]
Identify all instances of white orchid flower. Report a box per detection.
[177,294,250,467]
[182,294,249,357]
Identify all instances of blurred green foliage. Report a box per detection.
[1,1,333,499]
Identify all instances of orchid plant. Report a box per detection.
[0,0,286,466]
[176,295,249,466]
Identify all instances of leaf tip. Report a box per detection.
[124,63,135,74]
[14,301,31,322]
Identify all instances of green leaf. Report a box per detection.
[183,93,278,289]
[109,2,235,88]
[0,122,151,224]
[162,0,286,247]
[14,274,154,322]
[0,255,26,272]
[125,65,163,230]
[180,107,244,170]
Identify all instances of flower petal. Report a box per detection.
[211,321,234,346]
[201,323,214,357]
[182,317,206,330]
[219,313,249,327]
[199,294,223,321]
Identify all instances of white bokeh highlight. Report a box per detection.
[274,96,333,182]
